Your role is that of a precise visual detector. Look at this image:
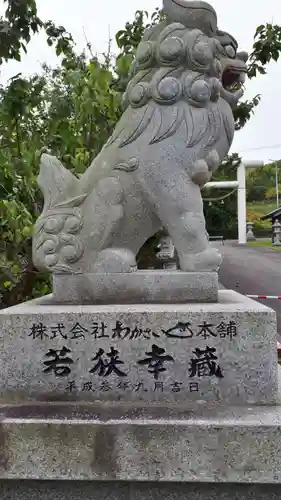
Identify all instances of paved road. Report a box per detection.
[219,242,281,335]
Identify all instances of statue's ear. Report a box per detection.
[38,154,80,210]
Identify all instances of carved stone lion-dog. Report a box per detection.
[33,0,247,276]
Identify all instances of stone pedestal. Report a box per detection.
[52,271,218,305]
[0,290,280,498]
[1,403,281,498]
[2,481,281,500]
[0,290,277,405]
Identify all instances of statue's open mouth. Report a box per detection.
[222,66,246,93]
[220,61,247,107]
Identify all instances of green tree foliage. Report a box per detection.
[1,4,281,306]
[247,162,281,202]
[0,0,42,64]
[235,23,281,130]
[202,23,281,236]
[0,0,76,65]
[0,57,122,306]
[265,186,281,201]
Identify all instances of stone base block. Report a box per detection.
[1,481,281,500]
[1,403,281,483]
[52,271,218,304]
[0,290,277,405]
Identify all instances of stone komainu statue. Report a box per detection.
[33,0,247,275]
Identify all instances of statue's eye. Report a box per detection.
[224,45,236,58]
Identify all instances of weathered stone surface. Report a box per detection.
[1,403,281,482]
[2,482,281,500]
[32,0,248,280]
[52,271,218,304]
[0,290,277,405]
[0,481,130,500]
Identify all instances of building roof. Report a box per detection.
[261,206,281,220]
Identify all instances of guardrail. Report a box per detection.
[247,295,281,300]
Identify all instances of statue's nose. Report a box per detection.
[237,51,248,62]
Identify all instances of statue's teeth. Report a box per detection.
[238,73,246,84]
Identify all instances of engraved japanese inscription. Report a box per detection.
[0,297,277,406]
[24,315,239,401]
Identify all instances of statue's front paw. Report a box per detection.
[180,247,222,272]
[206,149,220,174]
[91,248,137,274]
[191,159,212,186]
[191,150,220,186]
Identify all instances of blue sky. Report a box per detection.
[0,0,281,163]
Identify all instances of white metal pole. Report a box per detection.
[204,181,239,189]
[204,160,263,246]
[276,162,279,208]
[237,162,247,244]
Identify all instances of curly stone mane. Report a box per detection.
[105,17,243,153]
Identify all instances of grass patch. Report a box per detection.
[248,239,281,251]
[247,202,275,235]
[247,202,277,217]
